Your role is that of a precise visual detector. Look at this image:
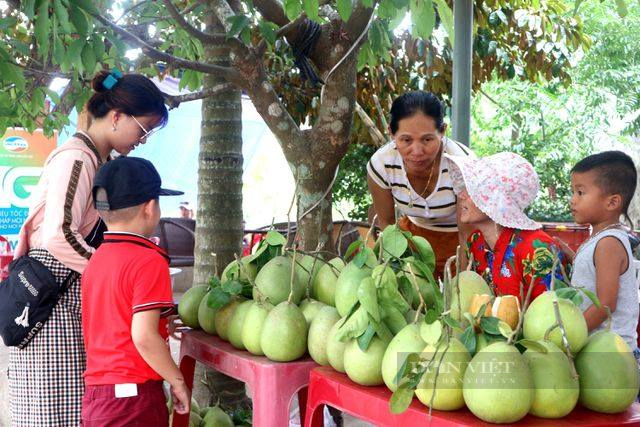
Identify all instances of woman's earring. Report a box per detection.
[112,124,117,132]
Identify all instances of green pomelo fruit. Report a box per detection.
[312,257,345,306]
[523,291,588,353]
[202,406,234,427]
[214,298,244,341]
[474,333,503,355]
[343,336,389,386]
[308,306,341,365]
[188,411,202,427]
[178,285,209,329]
[335,262,372,317]
[197,292,217,335]
[300,298,327,326]
[327,319,348,372]
[227,300,253,350]
[462,341,533,423]
[255,256,305,305]
[381,324,426,391]
[415,338,471,411]
[190,397,200,415]
[524,340,579,418]
[383,305,408,334]
[221,257,257,283]
[260,302,308,362]
[449,271,491,323]
[241,301,274,356]
[576,330,640,414]
[295,254,322,291]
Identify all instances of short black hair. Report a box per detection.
[572,150,637,226]
[389,91,445,134]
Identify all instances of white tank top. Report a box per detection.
[572,228,638,349]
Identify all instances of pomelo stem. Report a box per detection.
[551,296,578,378]
[407,264,426,323]
[551,253,559,291]
[305,242,323,299]
[509,275,536,344]
[285,175,299,249]
[427,334,452,419]
[212,252,219,279]
[443,255,456,314]
[288,249,297,304]
[454,246,462,323]
[365,214,378,248]
[466,252,474,271]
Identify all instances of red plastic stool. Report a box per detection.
[304,367,640,427]
[0,235,13,281]
[172,330,317,427]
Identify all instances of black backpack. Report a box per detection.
[0,256,76,348]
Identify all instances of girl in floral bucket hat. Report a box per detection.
[444,152,569,301]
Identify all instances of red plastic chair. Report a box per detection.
[171,330,317,427]
[304,366,640,427]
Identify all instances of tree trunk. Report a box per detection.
[192,11,249,412]
[291,54,358,252]
[193,14,244,286]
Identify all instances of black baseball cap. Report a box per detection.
[93,156,183,210]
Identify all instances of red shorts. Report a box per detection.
[82,380,168,426]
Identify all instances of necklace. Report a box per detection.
[575,222,625,257]
[408,141,443,209]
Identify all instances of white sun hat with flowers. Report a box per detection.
[444,151,541,230]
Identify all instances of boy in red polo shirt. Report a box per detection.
[81,156,190,426]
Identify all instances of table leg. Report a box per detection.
[298,386,308,424]
[172,354,195,427]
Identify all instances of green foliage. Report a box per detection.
[471,1,640,222]
[333,142,377,221]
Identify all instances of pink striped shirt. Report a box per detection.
[15,132,106,273]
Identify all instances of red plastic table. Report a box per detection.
[304,367,640,427]
[171,330,317,427]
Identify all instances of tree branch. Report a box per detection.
[210,0,239,33]
[253,0,289,26]
[243,69,302,154]
[344,0,376,41]
[162,0,219,43]
[116,0,153,24]
[355,102,386,147]
[163,83,235,109]
[92,12,241,83]
[51,82,75,116]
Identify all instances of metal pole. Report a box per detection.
[451,0,474,146]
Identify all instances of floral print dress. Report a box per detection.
[466,228,570,302]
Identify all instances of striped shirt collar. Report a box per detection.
[102,231,169,262]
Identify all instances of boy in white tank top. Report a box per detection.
[555,151,638,351]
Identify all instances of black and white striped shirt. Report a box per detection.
[367,137,474,231]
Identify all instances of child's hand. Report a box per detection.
[170,381,191,415]
[552,237,576,262]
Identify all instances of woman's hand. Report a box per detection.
[552,237,575,262]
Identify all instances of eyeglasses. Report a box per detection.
[130,115,158,141]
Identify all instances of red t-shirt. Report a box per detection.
[82,232,174,385]
[466,228,570,302]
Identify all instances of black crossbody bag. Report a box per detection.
[0,218,106,349]
[0,256,77,348]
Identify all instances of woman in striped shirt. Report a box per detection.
[367,91,474,277]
